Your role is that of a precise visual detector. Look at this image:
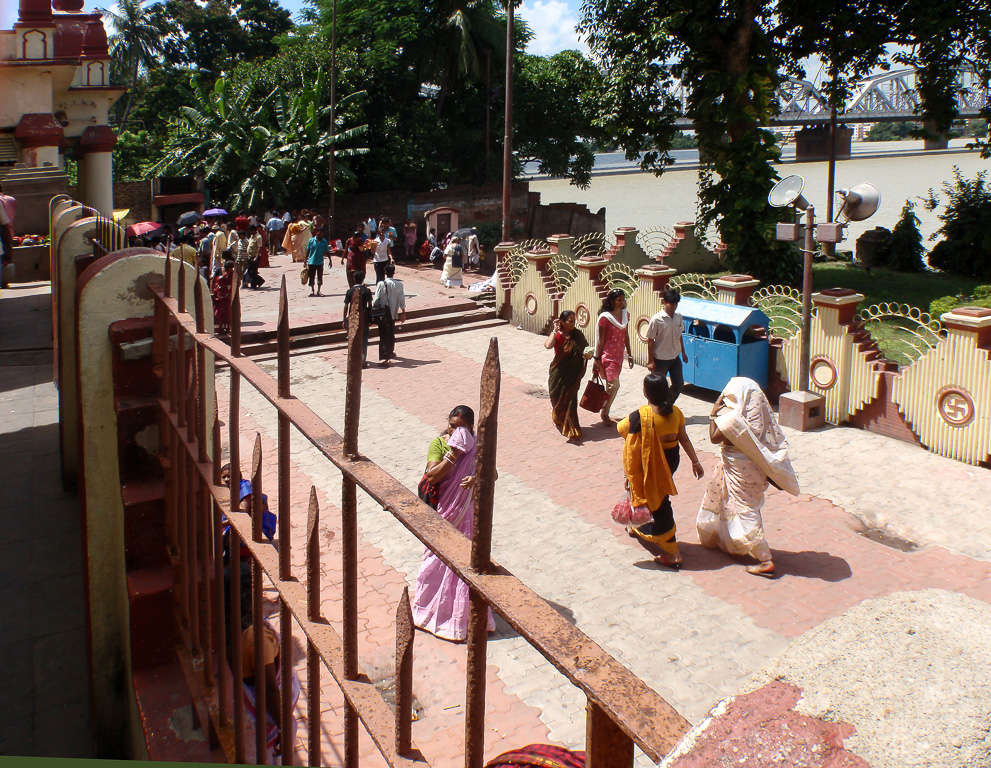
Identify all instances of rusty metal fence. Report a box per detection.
[150,250,689,767]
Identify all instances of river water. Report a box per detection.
[530,139,989,248]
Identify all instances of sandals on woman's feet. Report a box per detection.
[653,553,683,570]
[746,562,777,578]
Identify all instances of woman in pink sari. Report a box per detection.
[412,406,495,642]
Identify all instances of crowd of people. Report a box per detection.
[541,286,800,579]
[406,285,800,655]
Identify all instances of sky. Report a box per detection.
[0,0,589,56]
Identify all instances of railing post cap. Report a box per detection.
[940,306,991,329]
[494,241,517,253]
[812,288,864,307]
[713,274,759,288]
[636,264,677,277]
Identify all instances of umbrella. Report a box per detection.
[203,207,228,217]
[126,221,164,237]
[176,211,203,227]
[452,227,477,238]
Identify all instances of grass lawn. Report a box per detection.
[810,262,985,314]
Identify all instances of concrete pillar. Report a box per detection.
[794,126,852,161]
[713,274,760,305]
[493,240,517,318]
[628,263,676,367]
[570,254,609,333]
[78,126,117,216]
[546,233,574,258]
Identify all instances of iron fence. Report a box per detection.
[150,250,689,767]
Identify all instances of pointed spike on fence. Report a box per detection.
[212,395,222,486]
[231,280,242,356]
[278,275,290,398]
[194,270,206,334]
[178,250,187,314]
[251,431,263,542]
[470,336,501,573]
[164,247,173,299]
[395,586,414,756]
[306,486,321,622]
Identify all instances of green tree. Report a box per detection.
[100,0,163,132]
[924,168,991,279]
[148,0,292,75]
[876,201,925,272]
[514,50,604,188]
[580,0,799,283]
[149,73,367,209]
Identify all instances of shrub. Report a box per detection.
[924,168,991,279]
[929,286,991,319]
[876,201,925,272]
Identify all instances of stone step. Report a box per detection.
[240,306,504,357]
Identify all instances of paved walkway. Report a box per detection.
[216,254,991,766]
[0,283,93,758]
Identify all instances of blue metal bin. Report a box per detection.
[677,297,771,392]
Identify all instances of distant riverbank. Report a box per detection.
[530,140,988,246]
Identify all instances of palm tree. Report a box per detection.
[100,0,163,132]
[149,73,367,209]
[420,0,508,115]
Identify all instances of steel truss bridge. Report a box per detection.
[672,66,988,127]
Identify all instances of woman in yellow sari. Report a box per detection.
[619,373,704,568]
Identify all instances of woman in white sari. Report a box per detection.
[440,235,465,287]
[696,377,799,577]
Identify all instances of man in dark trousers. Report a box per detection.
[343,271,372,367]
[372,263,406,365]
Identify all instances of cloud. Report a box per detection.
[517,0,589,57]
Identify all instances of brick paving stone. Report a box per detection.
[199,263,991,761]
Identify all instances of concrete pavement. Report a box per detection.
[0,283,93,758]
[217,253,991,766]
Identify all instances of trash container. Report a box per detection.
[678,297,771,392]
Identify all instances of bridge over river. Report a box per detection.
[671,66,988,128]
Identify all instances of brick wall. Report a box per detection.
[317,181,533,244]
[66,180,153,224]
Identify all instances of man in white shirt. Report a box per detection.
[371,226,392,283]
[372,263,406,365]
[645,288,688,402]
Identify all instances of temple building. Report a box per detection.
[0,0,123,234]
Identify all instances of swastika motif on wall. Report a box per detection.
[575,303,590,328]
[936,387,975,427]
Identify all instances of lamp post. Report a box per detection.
[768,174,879,429]
[327,0,337,242]
[501,0,514,242]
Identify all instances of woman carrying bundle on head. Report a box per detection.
[697,377,799,578]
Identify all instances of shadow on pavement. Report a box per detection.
[630,541,852,582]
[384,357,441,370]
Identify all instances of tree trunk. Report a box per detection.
[117,55,140,134]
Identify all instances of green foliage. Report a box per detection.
[113,130,159,181]
[149,73,367,209]
[148,0,292,74]
[514,51,605,189]
[579,0,991,282]
[866,121,918,141]
[930,287,991,319]
[924,168,991,279]
[812,261,982,311]
[100,0,164,131]
[876,201,926,272]
[580,0,802,283]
